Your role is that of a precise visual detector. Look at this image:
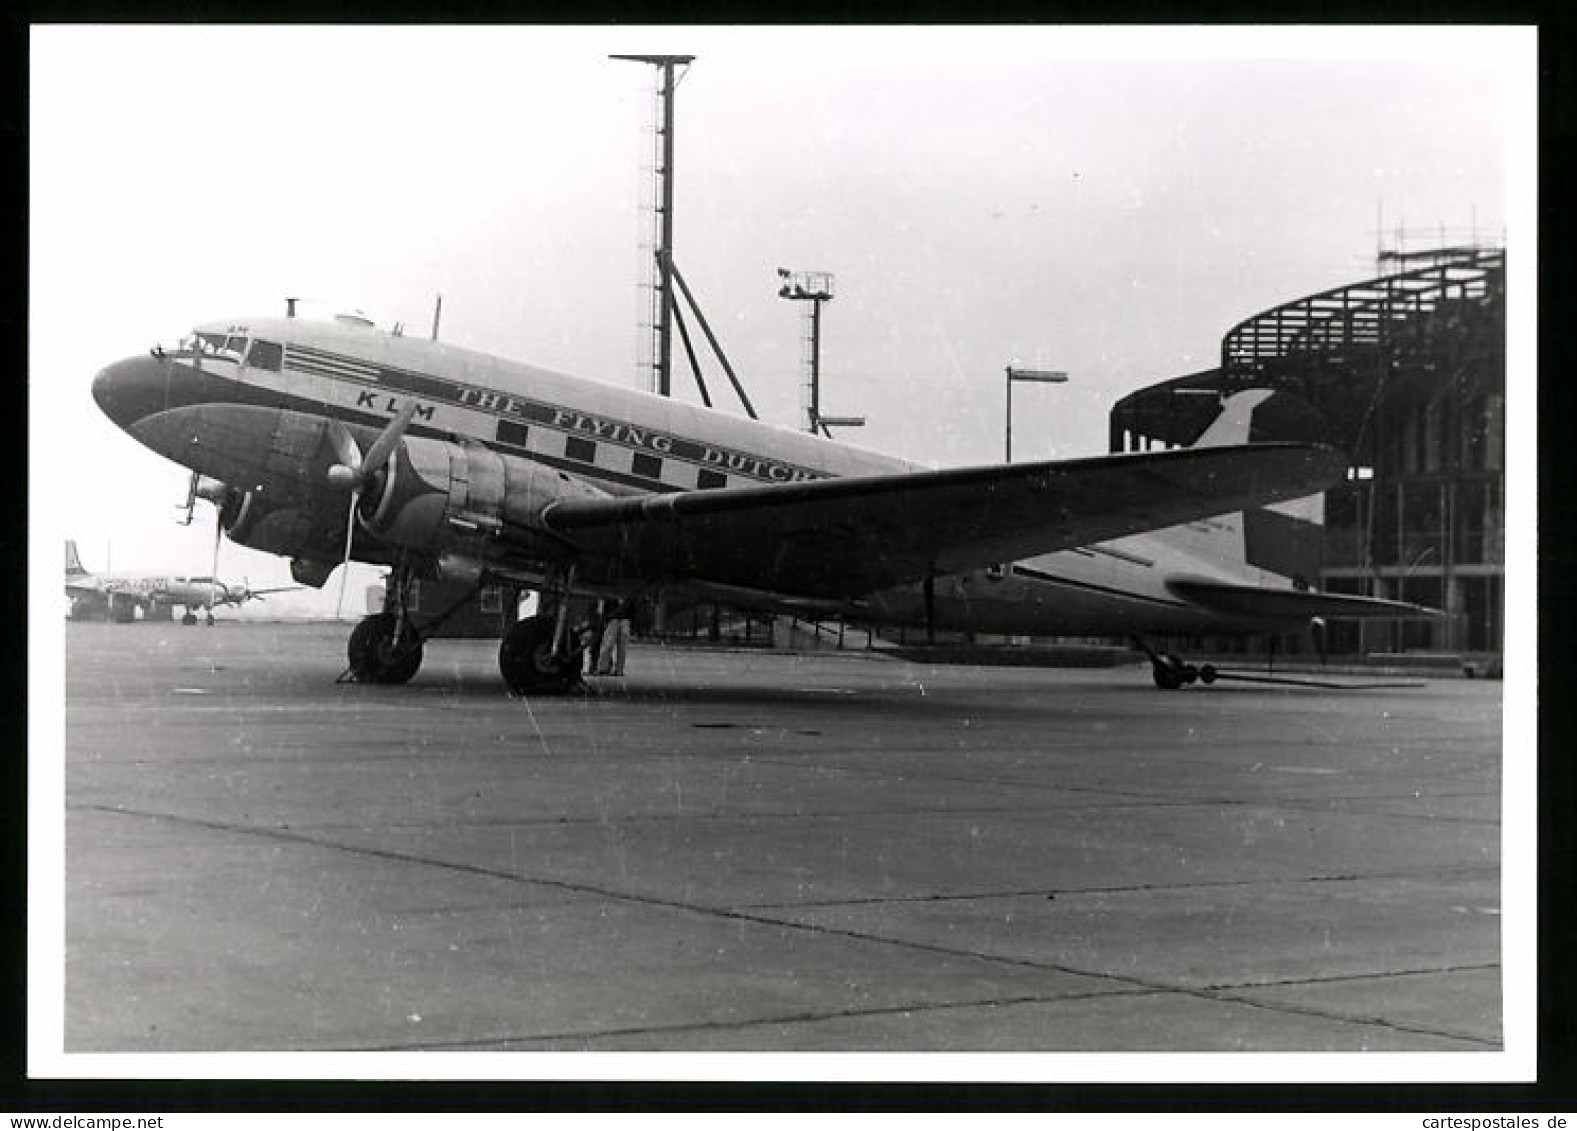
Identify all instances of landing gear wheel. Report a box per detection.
[1152,661,1184,690]
[1199,663,1217,685]
[499,615,581,695]
[347,612,424,684]
[205,613,215,626]
[1151,653,1200,690]
[181,612,197,626]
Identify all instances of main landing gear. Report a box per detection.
[497,563,582,696]
[1130,636,1217,690]
[346,610,425,684]
[341,560,587,695]
[342,567,427,685]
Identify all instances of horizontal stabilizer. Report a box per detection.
[1165,577,1443,621]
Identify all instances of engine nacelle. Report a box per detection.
[219,487,344,564]
[358,436,607,555]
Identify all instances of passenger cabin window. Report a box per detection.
[246,340,283,371]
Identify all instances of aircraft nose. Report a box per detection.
[92,353,175,431]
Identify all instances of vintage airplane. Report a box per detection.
[90,312,1426,691]
[65,539,297,624]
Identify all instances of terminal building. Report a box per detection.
[1108,246,1505,660]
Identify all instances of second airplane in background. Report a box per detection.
[65,539,298,624]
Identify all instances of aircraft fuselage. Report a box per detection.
[93,316,1309,640]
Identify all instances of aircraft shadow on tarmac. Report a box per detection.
[347,667,1437,716]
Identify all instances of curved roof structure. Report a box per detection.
[1110,247,1505,454]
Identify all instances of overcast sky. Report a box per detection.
[30,24,1534,614]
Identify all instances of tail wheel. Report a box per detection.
[499,615,580,695]
[1152,654,1201,690]
[347,612,424,684]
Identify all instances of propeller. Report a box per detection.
[208,503,224,611]
[178,472,229,527]
[326,403,418,618]
[178,472,198,525]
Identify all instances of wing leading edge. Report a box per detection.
[542,442,1349,598]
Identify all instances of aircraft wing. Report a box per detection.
[542,442,1348,598]
[1165,578,1443,620]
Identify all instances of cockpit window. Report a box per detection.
[184,331,248,363]
[247,339,282,371]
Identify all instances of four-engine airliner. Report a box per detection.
[65,539,298,624]
[91,313,1427,692]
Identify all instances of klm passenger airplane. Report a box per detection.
[92,313,1423,692]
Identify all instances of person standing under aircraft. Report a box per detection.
[574,616,599,675]
[595,601,631,677]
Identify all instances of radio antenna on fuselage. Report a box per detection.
[431,293,443,341]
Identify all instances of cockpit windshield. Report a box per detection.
[181,329,249,363]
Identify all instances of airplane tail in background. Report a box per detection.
[65,540,89,577]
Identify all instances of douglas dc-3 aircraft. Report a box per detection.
[91,313,1426,692]
[65,539,297,624]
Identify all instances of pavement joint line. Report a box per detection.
[65,797,1505,842]
[732,865,1502,910]
[743,756,1502,820]
[350,987,1173,1052]
[1189,985,1501,1049]
[78,801,1293,1005]
[1203,961,1500,992]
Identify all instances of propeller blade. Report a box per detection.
[334,488,360,620]
[177,471,199,525]
[209,511,223,610]
[326,418,361,475]
[326,404,418,619]
[362,401,419,475]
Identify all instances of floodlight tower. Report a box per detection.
[1004,365,1068,462]
[777,268,862,436]
[612,54,694,397]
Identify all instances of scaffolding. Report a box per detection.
[1109,247,1506,658]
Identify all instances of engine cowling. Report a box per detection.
[219,486,345,564]
[356,436,607,556]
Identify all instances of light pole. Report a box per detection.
[778,268,864,436]
[1004,365,1068,462]
[612,54,695,396]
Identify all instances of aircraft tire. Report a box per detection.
[499,615,580,695]
[181,612,198,626]
[1152,660,1183,690]
[347,613,424,685]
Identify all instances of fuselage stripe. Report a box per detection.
[268,347,831,488]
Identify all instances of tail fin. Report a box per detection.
[65,540,88,577]
[1187,390,1334,588]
